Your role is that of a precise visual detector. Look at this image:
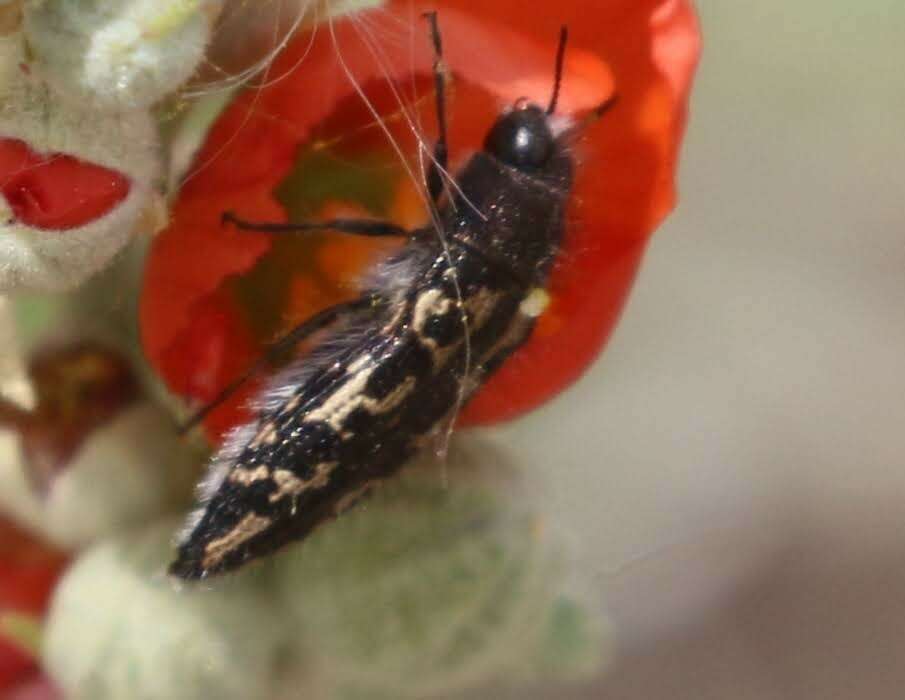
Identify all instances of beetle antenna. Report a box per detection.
[547,26,569,115]
[422,10,450,204]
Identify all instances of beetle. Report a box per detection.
[170,13,616,580]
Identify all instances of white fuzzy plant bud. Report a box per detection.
[23,0,222,111]
[42,466,606,700]
[0,292,199,548]
[0,0,385,294]
[0,33,162,293]
[0,403,198,550]
[43,518,289,700]
[274,464,608,697]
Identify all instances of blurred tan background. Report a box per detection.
[480,1,905,697]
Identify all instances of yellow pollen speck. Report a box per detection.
[519,288,551,318]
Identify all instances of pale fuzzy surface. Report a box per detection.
[23,0,216,110]
[0,34,160,293]
[43,518,288,700]
[272,457,607,698]
[0,34,160,177]
[46,465,605,700]
[0,190,157,293]
[319,0,385,20]
[0,252,202,551]
[195,0,384,98]
[0,30,22,91]
[0,403,197,549]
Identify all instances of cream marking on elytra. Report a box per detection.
[413,287,501,369]
[346,353,373,374]
[229,465,271,486]
[412,288,453,332]
[202,513,273,571]
[478,307,536,369]
[464,287,503,328]
[369,374,418,411]
[411,288,456,364]
[303,363,418,434]
[268,461,338,503]
[249,422,279,449]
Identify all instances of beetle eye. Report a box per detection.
[484,105,555,170]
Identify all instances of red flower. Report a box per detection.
[5,674,62,700]
[0,138,130,230]
[141,0,700,438]
[0,519,67,692]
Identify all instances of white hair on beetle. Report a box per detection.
[176,313,390,546]
[176,418,260,545]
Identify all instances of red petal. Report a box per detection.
[0,520,66,692]
[0,520,66,614]
[0,639,35,694]
[0,139,131,230]
[154,287,261,440]
[5,674,62,700]
[140,185,282,368]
